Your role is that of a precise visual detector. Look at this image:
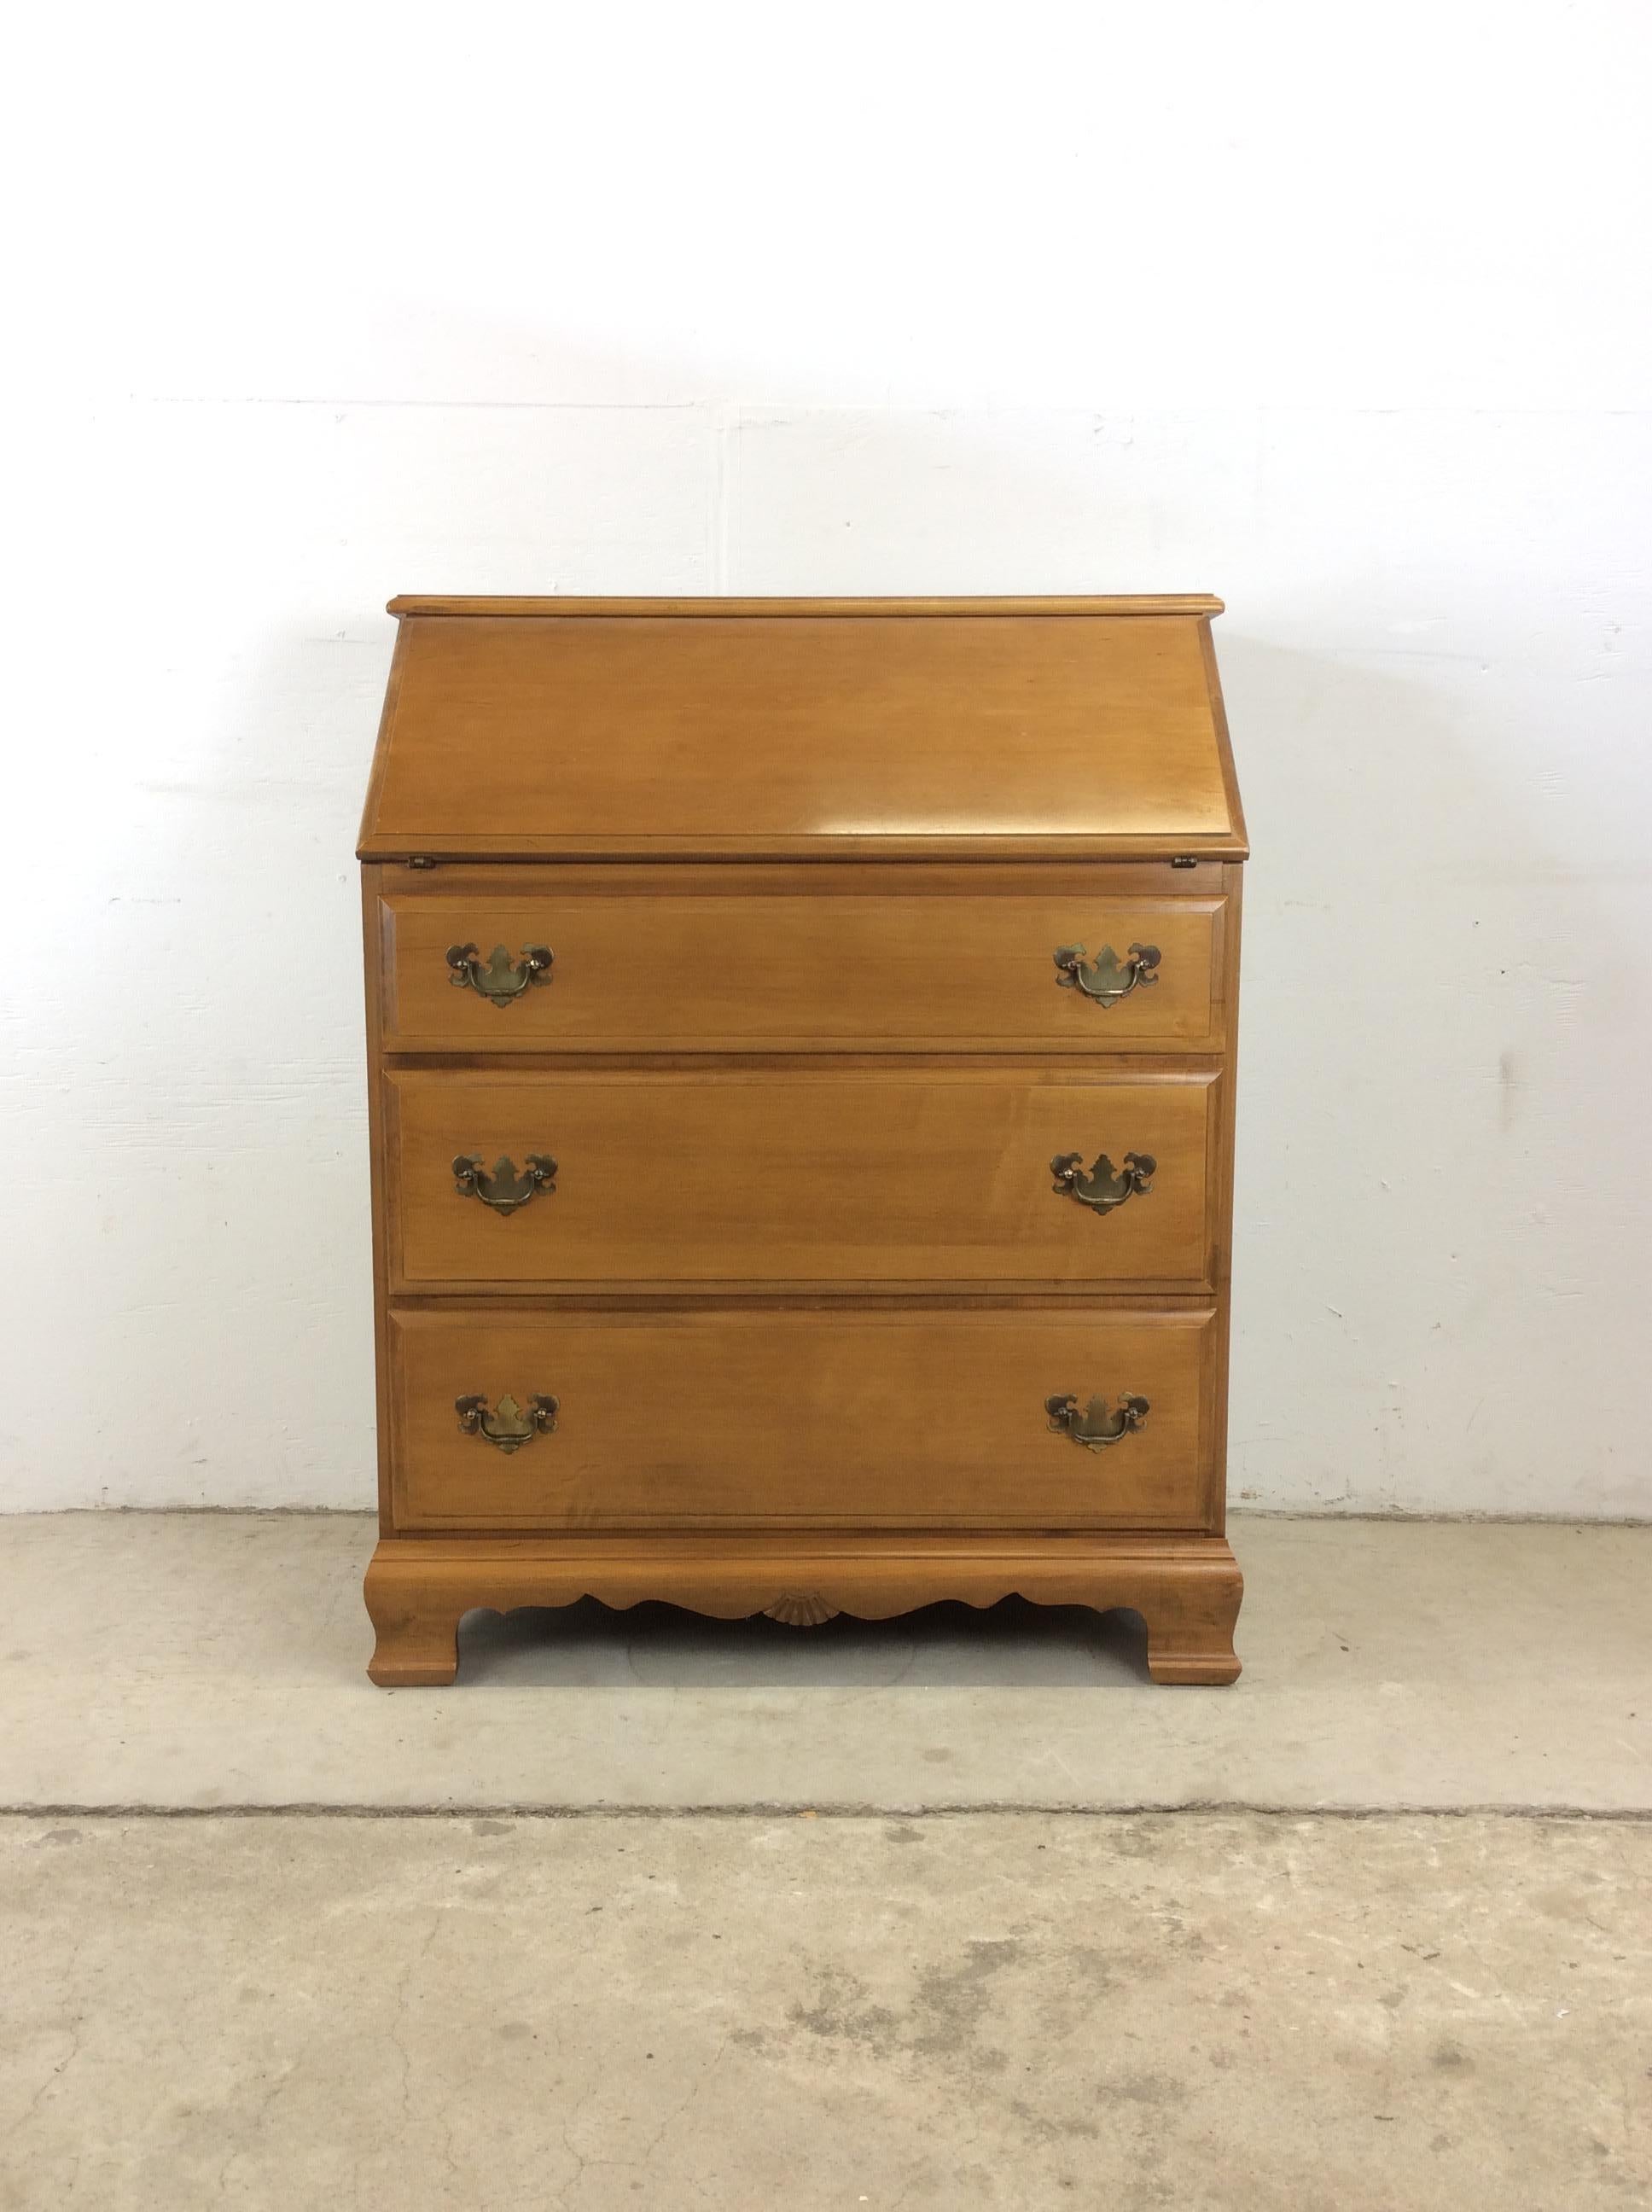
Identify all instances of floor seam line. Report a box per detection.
[5,1802,1651,1822]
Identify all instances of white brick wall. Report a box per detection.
[3,2,1649,1511]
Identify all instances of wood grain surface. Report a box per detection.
[386,1305,1216,1534]
[364,1528,1244,1685]
[377,865,1226,1053]
[359,604,1245,860]
[385,1066,1219,1292]
[358,596,1247,1685]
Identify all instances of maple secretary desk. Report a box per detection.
[358,595,1246,1685]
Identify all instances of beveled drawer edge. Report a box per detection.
[375,1043,1234,1068]
[370,859,1234,894]
[381,1276,1224,1304]
[383,1291,1221,1313]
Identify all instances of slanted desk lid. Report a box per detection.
[358,596,1246,863]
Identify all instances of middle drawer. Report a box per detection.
[384,1067,1219,1292]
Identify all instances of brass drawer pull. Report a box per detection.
[452,1152,557,1214]
[445,941,554,1004]
[1045,1392,1150,1452]
[455,1393,558,1453]
[1053,941,1160,1006]
[1050,1150,1155,1214]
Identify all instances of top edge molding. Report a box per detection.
[387,594,1226,620]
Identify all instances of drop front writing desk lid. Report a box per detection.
[358,595,1246,864]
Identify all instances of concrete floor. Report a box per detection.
[3,1811,1648,2210]
[0,1512,1645,1809]
[1,1513,1649,2208]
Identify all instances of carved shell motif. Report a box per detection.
[762,1592,841,1627]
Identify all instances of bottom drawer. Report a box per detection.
[387,1307,1217,1532]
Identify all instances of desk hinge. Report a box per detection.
[1170,856,1198,869]
[406,856,439,870]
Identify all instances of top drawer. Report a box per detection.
[372,863,1232,1054]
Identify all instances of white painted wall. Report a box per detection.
[4,2,1649,1514]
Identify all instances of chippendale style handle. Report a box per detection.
[1053,942,1160,1006]
[1045,1392,1150,1452]
[445,942,554,1004]
[1050,1150,1156,1214]
[455,1393,558,1453]
[451,1153,557,1214]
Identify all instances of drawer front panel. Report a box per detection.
[387,1068,1218,1291]
[388,1307,1215,1532]
[377,874,1224,1052]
